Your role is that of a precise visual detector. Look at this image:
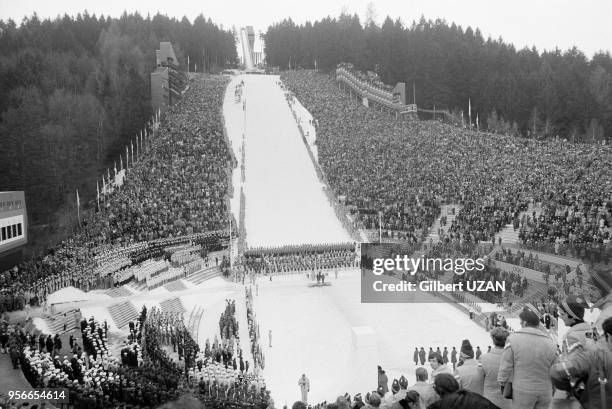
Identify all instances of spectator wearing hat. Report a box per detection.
[498,306,557,409]
[454,339,484,395]
[397,390,420,409]
[559,295,594,351]
[480,327,510,409]
[550,316,612,409]
[429,352,452,381]
[408,367,437,409]
[353,393,365,409]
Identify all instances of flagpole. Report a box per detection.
[76,189,81,228]
[379,211,382,243]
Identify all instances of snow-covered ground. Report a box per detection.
[223,74,352,247]
[37,73,551,408]
[252,270,493,406]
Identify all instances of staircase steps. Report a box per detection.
[108,301,139,329]
[45,309,80,334]
[186,266,221,285]
[105,286,133,298]
[160,297,186,315]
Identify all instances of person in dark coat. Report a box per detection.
[377,365,389,394]
[419,347,426,365]
[413,348,419,365]
[450,347,458,370]
[46,335,54,354]
[442,347,449,364]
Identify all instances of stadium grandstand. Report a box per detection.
[1,11,611,409]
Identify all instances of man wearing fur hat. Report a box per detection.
[454,339,484,395]
[388,377,408,409]
[498,305,557,409]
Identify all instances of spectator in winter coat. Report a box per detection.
[498,306,557,409]
[429,352,453,381]
[378,365,389,394]
[480,327,510,409]
[550,316,612,409]
[408,367,438,409]
[454,339,484,395]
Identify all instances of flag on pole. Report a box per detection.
[461,110,464,127]
[131,141,134,164]
[102,175,106,196]
[136,132,140,157]
[96,181,100,211]
[120,155,123,171]
[126,146,129,169]
[107,168,110,181]
[76,189,81,226]
[114,162,117,177]
[476,113,479,132]
[468,98,472,128]
[187,55,190,73]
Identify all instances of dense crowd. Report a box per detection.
[281,70,612,259]
[0,76,233,310]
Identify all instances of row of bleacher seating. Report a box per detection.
[146,267,185,290]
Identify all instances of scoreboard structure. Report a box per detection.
[0,191,28,257]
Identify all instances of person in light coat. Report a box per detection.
[429,352,453,382]
[298,373,310,404]
[498,307,557,409]
[454,339,484,395]
[480,327,510,409]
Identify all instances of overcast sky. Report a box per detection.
[1,0,610,57]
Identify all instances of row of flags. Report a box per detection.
[77,109,162,225]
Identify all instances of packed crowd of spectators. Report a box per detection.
[281,70,612,261]
[0,76,233,310]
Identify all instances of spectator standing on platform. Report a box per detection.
[407,367,437,409]
[429,352,452,381]
[481,327,510,409]
[498,307,557,409]
[454,339,484,395]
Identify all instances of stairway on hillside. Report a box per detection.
[46,309,81,334]
[424,204,462,244]
[105,286,133,298]
[160,297,186,315]
[108,301,139,329]
[488,202,543,246]
[186,266,221,285]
